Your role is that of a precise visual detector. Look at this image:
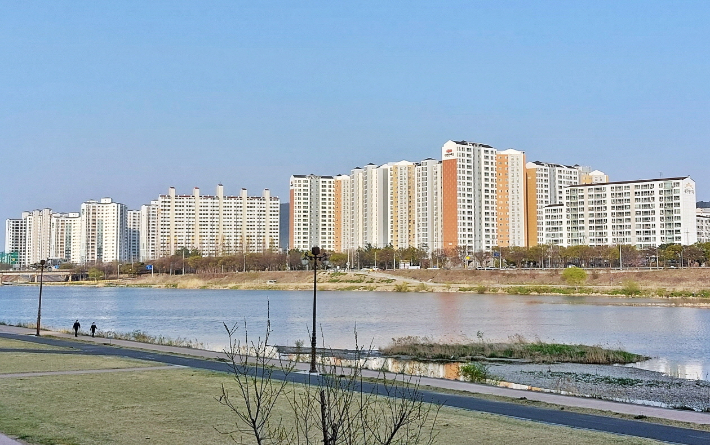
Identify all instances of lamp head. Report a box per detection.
[311,246,321,256]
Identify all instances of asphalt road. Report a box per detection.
[3,332,710,445]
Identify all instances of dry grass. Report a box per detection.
[0,351,666,445]
[119,268,710,295]
[381,335,648,364]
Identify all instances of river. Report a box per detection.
[1,285,709,380]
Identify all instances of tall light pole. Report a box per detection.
[302,246,329,373]
[36,260,46,336]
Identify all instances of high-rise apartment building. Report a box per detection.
[441,140,498,253]
[50,212,81,263]
[4,218,27,266]
[140,201,158,262]
[415,158,442,254]
[159,185,279,256]
[333,174,351,252]
[79,198,128,264]
[563,177,697,248]
[127,210,141,262]
[381,161,416,250]
[289,175,334,251]
[496,149,526,247]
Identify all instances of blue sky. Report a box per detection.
[2,1,709,246]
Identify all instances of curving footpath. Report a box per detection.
[2,325,710,444]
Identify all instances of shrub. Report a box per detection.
[476,285,488,294]
[459,362,490,383]
[394,282,410,292]
[562,267,587,287]
[621,280,642,296]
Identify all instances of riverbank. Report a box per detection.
[14,268,710,300]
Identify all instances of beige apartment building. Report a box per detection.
[158,185,279,257]
[496,149,526,247]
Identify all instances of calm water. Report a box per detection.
[1,285,709,380]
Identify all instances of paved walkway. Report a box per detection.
[3,324,710,444]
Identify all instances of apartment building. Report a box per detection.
[49,212,81,263]
[525,162,603,246]
[496,149,526,247]
[415,158,442,254]
[563,177,697,248]
[289,176,334,251]
[333,174,351,252]
[441,140,498,253]
[159,185,279,256]
[140,201,158,262]
[127,209,141,262]
[381,161,416,250]
[581,169,609,184]
[79,198,129,264]
[22,209,53,266]
[697,208,710,243]
[4,218,26,266]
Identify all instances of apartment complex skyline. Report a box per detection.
[4,186,279,268]
[289,139,702,256]
[4,137,705,267]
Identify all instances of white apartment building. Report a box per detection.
[542,204,566,245]
[23,209,53,267]
[80,198,129,264]
[289,175,335,251]
[415,158,442,254]
[563,177,697,248]
[4,218,26,267]
[127,210,141,262]
[49,212,81,263]
[696,208,710,243]
[159,185,279,256]
[441,140,498,253]
[140,201,158,262]
[525,162,604,246]
[496,149,526,247]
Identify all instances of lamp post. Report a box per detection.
[301,246,329,373]
[36,260,46,336]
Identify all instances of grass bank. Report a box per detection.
[382,335,648,364]
[0,337,664,445]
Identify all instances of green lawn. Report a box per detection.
[0,351,665,445]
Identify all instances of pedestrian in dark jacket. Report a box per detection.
[90,322,97,337]
[72,320,80,337]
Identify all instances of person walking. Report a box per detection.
[90,322,97,337]
[72,320,80,337]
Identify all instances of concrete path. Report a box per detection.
[3,325,710,444]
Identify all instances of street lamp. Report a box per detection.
[36,260,46,336]
[301,246,329,373]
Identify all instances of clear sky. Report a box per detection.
[2,1,709,247]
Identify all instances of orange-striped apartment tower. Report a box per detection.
[495,149,527,247]
[441,140,498,254]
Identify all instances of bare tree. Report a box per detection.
[218,320,440,445]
